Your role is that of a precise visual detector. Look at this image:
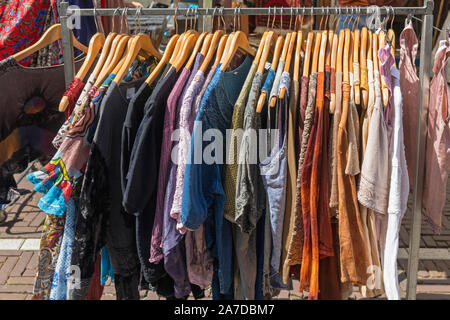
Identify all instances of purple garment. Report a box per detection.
[161,53,205,297]
[149,67,191,264]
[379,45,395,146]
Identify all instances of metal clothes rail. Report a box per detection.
[58,0,436,300]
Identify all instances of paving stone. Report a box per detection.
[0,257,19,285]
[417,284,450,293]
[0,284,34,293]
[0,256,6,263]
[0,250,21,256]
[29,214,46,227]
[10,252,33,277]
[22,269,37,277]
[0,293,27,300]
[7,277,35,285]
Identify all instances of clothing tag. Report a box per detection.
[265,62,271,70]
[126,87,135,100]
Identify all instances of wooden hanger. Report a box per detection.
[184,32,208,71]
[213,34,228,69]
[256,35,283,113]
[168,33,199,74]
[13,23,88,62]
[294,30,304,83]
[349,31,354,77]
[387,28,396,67]
[93,35,130,87]
[279,31,297,100]
[330,32,338,114]
[58,33,105,112]
[353,28,360,105]
[311,32,322,75]
[199,30,225,73]
[255,31,273,73]
[200,33,213,56]
[145,34,180,86]
[336,29,344,74]
[378,30,389,107]
[303,31,314,78]
[372,32,379,84]
[341,28,351,128]
[318,30,327,74]
[326,30,333,68]
[220,31,256,72]
[360,27,368,109]
[218,32,235,68]
[269,34,291,107]
[114,33,166,85]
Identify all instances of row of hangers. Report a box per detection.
[11,5,400,115]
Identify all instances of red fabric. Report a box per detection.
[86,253,105,300]
[63,77,85,120]
[0,0,51,66]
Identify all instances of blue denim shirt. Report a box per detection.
[180,55,253,298]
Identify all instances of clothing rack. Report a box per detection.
[58,0,436,300]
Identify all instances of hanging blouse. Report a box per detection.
[422,39,450,234]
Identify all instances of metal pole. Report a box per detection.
[60,1,75,87]
[406,0,434,300]
[66,6,430,17]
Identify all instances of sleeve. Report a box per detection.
[179,114,216,231]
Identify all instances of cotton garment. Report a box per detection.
[223,60,258,224]
[161,53,206,299]
[399,19,420,186]
[281,76,300,284]
[49,198,77,300]
[74,79,146,300]
[150,67,191,265]
[329,71,343,209]
[181,55,253,299]
[53,73,96,149]
[358,69,390,215]
[383,60,409,300]
[337,81,371,285]
[269,60,286,102]
[169,68,213,289]
[286,75,310,274]
[234,71,266,299]
[260,71,290,291]
[422,40,450,234]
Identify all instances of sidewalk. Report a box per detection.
[1,162,449,300]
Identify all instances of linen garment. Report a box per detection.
[260,71,290,291]
[329,71,343,209]
[359,58,384,298]
[383,62,409,300]
[422,40,450,234]
[122,68,180,294]
[170,68,213,289]
[234,71,266,299]
[75,79,147,300]
[223,60,258,224]
[281,76,300,284]
[162,53,207,299]
[49,198,77,300]
[286,75,310,274]
[151,56,199,265]
[399,19,420,186]
[181,55,253,299]
[337,80,371,285]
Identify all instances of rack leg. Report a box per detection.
[405,1,434,300]
[60,1,75,87]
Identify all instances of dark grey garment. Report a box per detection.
[70,79,145,300]
[233,71,266,300]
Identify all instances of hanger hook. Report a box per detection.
[272,6,276,30]
[211,7,216,33]
[280,7,283,31]
[112,7,119,33]
[221,7,226,32]
[289,7,293,31]
[390,6,395,30]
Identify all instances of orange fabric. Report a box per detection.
[299,76,320,297]
[86,253,104,300]
[336,81,371,285]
